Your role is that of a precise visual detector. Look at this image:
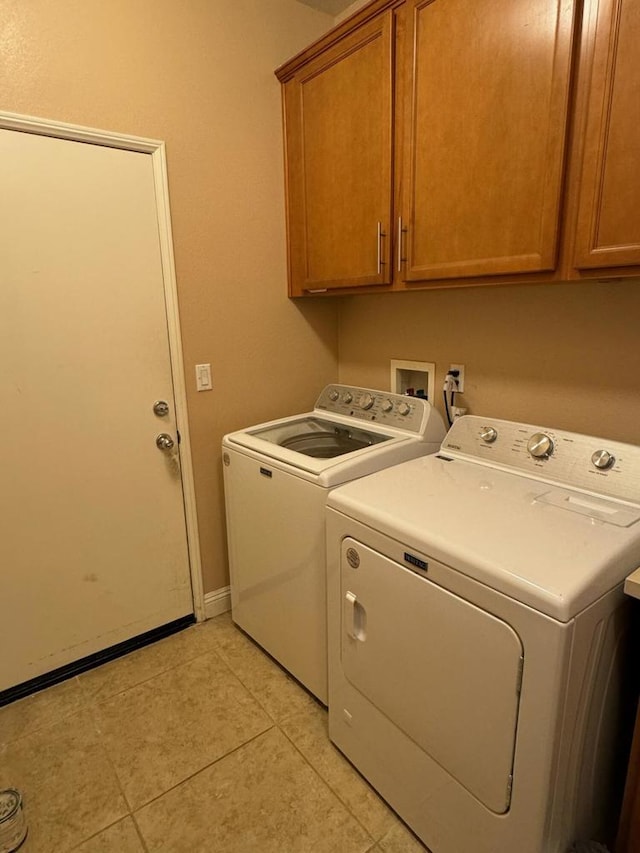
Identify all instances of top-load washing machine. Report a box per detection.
[326,415,640,853]
[222,384,445,704]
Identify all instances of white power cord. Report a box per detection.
[442,373,458,394]
[442,370,460,427]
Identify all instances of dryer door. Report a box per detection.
[341,538,523,814]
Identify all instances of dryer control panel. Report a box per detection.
[441,415,640,505]
[315,385,432,434]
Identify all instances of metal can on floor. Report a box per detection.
[0,789,27,852]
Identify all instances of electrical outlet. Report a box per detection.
[449,364,465,393]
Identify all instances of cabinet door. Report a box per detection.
[400,0,576,282]
[282,13,394,296]
[573,0,640,269]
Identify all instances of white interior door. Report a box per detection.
[0,126,194,693]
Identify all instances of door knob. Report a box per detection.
[156,433,175,452]
[153,400,170,417]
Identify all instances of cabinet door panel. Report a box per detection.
[283,14,394,295]
[402,0,576,281]
[573,0,640,269]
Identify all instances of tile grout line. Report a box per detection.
[79,615,285,712]
[0,675,87,749]
[65,815,140,853]
[212,632,325,726]
[86,655,275,814]
[79,628,279,795]
[212,622,387,846]
[211,645,282,724]
[75,636,224,705]
[7,702,137,853]
[131,811,151,853]
[81,639,278,850]
[86,699,138,819]
[202,625,432,851]
[277,721,377,847]
[130,724,278,815]
[276,709,429,851]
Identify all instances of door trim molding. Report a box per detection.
[204,586,232,619]
[0,110,206,621]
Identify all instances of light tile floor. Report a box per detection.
[0,614,429,852]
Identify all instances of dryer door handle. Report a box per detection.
[345,591,367,642]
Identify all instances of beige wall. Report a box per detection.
[338,279,640,444]
[1,0,340,594]
[334,0,371,23]
[6,1,639,602]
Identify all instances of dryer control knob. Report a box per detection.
[480,426,498,443]
[359,393,374,410]
[527,432,554,459]
[328,389,339,402]
[592,449,615,470]
[342,392,353,404]
[381,399,394,413]
[398,401,411,416]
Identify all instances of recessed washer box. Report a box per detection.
[390,359,435,402]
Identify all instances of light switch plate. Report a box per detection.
[195,363,213,391]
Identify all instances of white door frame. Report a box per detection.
[0,110,206,622]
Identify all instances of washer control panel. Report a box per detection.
[315,384,428,433]
[441,415,640,504]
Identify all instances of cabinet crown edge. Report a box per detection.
[275,0,402,82]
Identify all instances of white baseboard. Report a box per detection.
[204,585,231,620]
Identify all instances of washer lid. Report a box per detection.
[247,416,391,458]
[223,411,430,484]
[327,454,640,621]
[222,387,446,483]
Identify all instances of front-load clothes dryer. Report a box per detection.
[222,384,445,704]
[326,415,640,853]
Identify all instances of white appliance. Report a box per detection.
[222,385,446,704]
[326,415,640,853]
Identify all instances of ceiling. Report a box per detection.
[296,0,357,15]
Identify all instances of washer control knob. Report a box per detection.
[398,401,411,416]
[591,449,615,470]
[342,392,353,404]
[480,426,498,444]
[381,399,394,413]
[527,432,554,459]
[359,393,375,410]
[328,389,339,402]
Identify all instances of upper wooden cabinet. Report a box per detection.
[276,0,639,295]
[569,0,640,271]
[401,0,576,282]
[278,12,395,296]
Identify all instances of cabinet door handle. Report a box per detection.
[397,216,408,272]
[377,222,387,274]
